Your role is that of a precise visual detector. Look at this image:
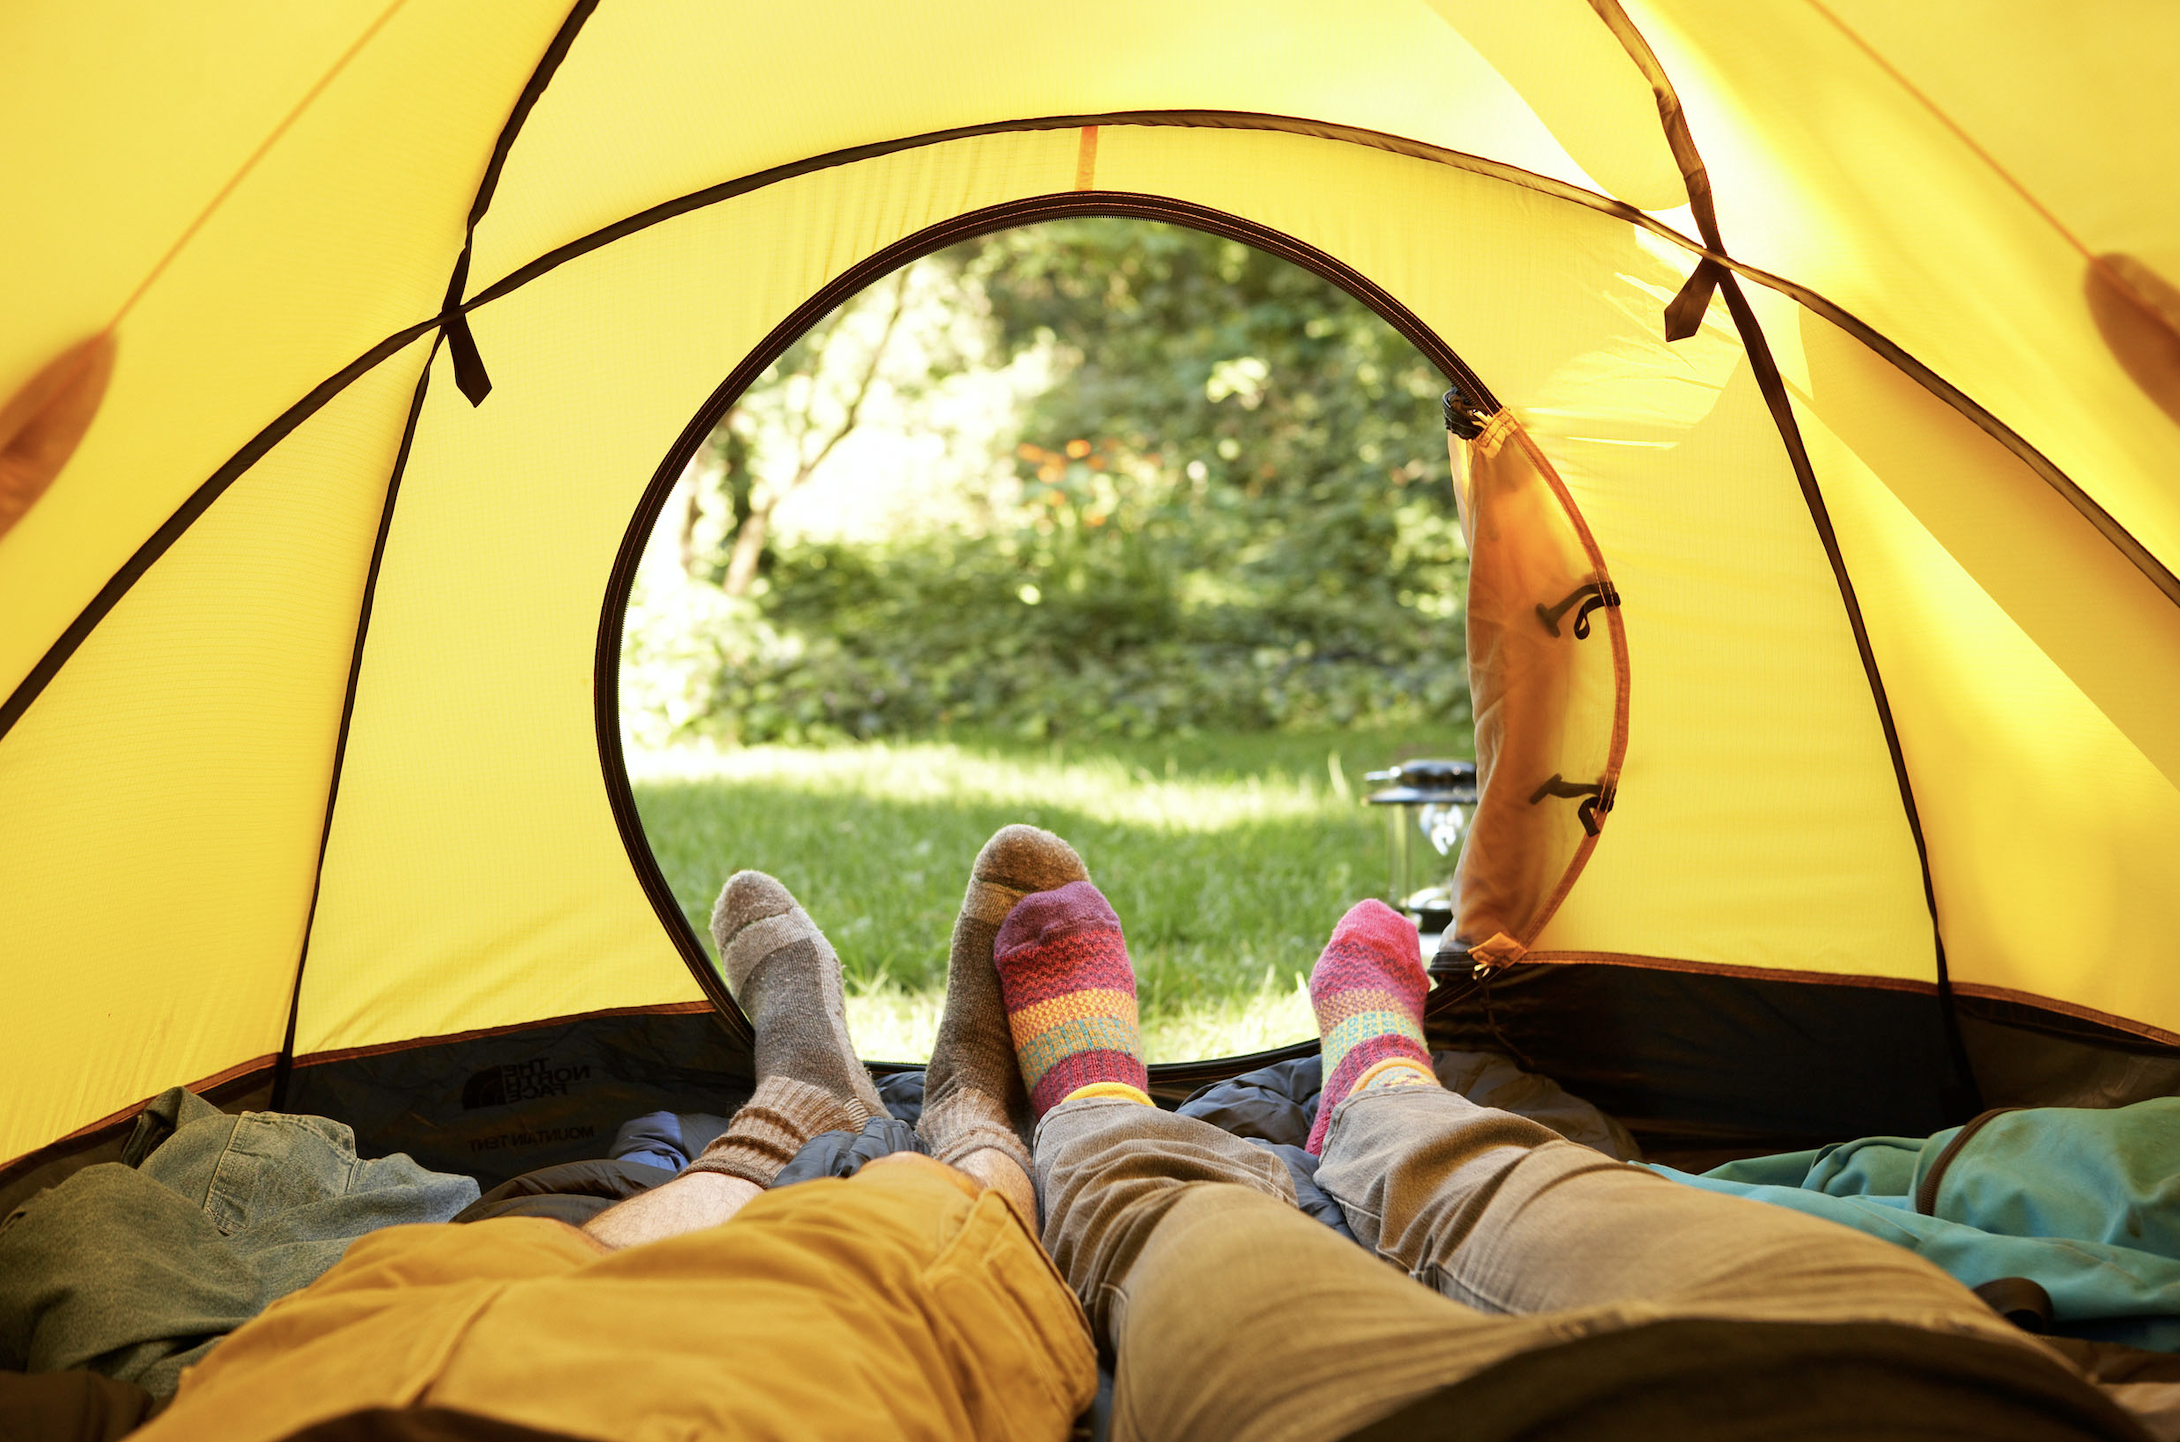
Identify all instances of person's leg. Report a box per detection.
[586,870,881,1250]
[1303,908,2045,1351]
[936,872,1565,1442]
[136,1150,1095,1442]
[918,824,1092,1181]
[1038,1099,1570,1442]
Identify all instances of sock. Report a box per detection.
[709,870,885,1143]
[1306,899,1437,1155]
[993,880,1150,1119]
[680,1075,865,1188]
[920,826,1092,1172]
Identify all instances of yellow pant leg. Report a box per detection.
[142,1160,1095,1442]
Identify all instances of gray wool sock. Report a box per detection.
[919,825,1091,1172]
[710,871,887,1135]
[680,1075,865,1188]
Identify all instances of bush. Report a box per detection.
[692,520,1469,745]
[666,217,1474,749]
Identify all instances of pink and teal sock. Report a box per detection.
[1307,899,1438,1154]
[993,880,1151,1118]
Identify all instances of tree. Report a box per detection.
[672,218,1472,744]
[718,268,912,596]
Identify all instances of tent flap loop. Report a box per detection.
[1663,257,1726,342]
[0,332,116,541]
[1527,775,1616,838]
[1535,579,1620,639]
[440,250,492,406]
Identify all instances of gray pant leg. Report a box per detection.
[1035,1098,1563,1442]
[1316,1084,2050,1348]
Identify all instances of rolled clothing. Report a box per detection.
[1035,1087,2144,1442]
[1649,1098,2180,1351]
[0,1086,477,1396]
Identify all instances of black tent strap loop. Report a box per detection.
[1970,1276,2055,1334]
[441,310,492,407]
[433,0,600,411]
[438,247,492,407]
[1913,1105,2025,1215]
[1535,579,1621,639]
[1527,774,1618,837]
[1663,256,1727,341]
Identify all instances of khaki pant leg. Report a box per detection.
[426,1155,1095,1442]
[137,1218,600,1442]
[1319,1085,2053,1353]
[1038,1097,1580,1442]
[1105,1181,1597,1442]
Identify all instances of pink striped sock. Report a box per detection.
[993,881,1150,1119]
[1306,899,1437,1154]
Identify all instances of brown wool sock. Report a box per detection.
[681,1075,865,1188]
[918,825,1091,1173]
[703,871,886,1177]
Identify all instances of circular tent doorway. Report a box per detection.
[605,202,1488,1073]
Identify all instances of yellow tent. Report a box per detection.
[6,0,2179,1190]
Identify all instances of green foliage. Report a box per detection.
[689,217,1470,749]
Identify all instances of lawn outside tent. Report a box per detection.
[626,728,1469,1063]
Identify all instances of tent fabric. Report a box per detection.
[4,1,2179,1169]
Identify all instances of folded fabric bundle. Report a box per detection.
[0,1086,477,1397]
[1649,1098,2180,1352]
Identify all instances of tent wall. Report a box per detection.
[1795,322,2180,1037]
[5,2,2178,1171]
[0,3,567,704]
[0,337,433,1160]
[1634,0,2180,580]
[458,0,1616,297]
[286,125,1953,1066]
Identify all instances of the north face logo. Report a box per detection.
[461,1058,592,1109]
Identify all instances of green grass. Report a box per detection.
[628,727,1469,1063]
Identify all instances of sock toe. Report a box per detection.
[993,878,1120,955]
[711,870,799,985]
[706,870,884,1126]
[1326,899,1428,986]
[974,825,1091,897]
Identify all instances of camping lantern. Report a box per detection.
[1363,759,1479,938]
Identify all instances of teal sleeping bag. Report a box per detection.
[1648,1098,2180,1351]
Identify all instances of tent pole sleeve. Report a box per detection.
[271,336,441,1109]
[1714,271,1982,1122]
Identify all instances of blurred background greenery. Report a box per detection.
[621,218,1474,1060]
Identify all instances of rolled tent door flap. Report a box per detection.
[1448,408,1629,972]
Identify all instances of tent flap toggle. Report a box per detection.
[0,332,117,540]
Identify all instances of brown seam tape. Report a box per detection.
[1915,1106,2023,1215]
